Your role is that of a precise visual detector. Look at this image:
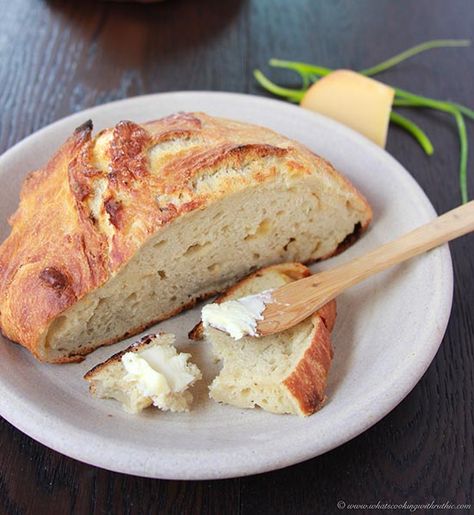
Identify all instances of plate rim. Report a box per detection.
[0,91,454,479]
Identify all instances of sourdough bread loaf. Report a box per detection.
[190,263,335,416]
[0,112,371,362]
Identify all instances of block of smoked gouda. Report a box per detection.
[300,69,395,147]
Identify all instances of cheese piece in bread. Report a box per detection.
[0,112,370,362]
[84,333,201,413]
[190,263,335,416]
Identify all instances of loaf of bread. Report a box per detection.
[0,112,371,362]
[190,263,335,416]
[84,333,201,413]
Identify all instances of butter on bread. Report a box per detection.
[84,333,201,413]
[0,112,371,362]
[190,263,335,416]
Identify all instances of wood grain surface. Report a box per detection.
[0,0,473,513]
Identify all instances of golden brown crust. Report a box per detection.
[283,315,334,415]
[313,296,337,333]
[0,123,109,360]
[84,333,159,380]
[0,112,370,361]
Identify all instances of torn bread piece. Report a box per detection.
[190,263,336,417]
[84,333,201,413]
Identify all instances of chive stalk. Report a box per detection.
[455,111,468,204]
[394,98,474,122]
[394,88,469,202]
[254,39,472,202]
[253,70,305,102]
[269,59,331,81]
[254,69,434,157]
[389,111,434,156]
[359,39,470,76]
[452,103,474,121]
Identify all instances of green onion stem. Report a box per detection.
[393,98,423,107]
[257,41,473,202]
[393,89,469,202]
[396,88,462,113]
[452,103,474,121]
[394,97,474,123]
[268,46,474,121]
[394,97,474,122]
[389,111,434,155]
[455,111,469,204]
[269,59,332,80]
[359,39,471,76]
[253,69,305,102]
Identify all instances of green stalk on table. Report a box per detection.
[254,39,472,203]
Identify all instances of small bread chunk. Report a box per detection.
[190,263,335,417]
[84,333,201,413]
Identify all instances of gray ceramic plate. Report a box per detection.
[0,92,453,479]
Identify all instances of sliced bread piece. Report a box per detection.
[0,112,370,362]
[84,333,201,413]
[190,263,336,416]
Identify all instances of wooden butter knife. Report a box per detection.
[256,201,474,336]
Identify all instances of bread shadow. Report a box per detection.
[180,337,217,411]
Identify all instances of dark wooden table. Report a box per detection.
[1,0,473,513]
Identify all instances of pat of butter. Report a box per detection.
[300,69,395,147]
[202,290,273,340]
[122,345,197,404]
